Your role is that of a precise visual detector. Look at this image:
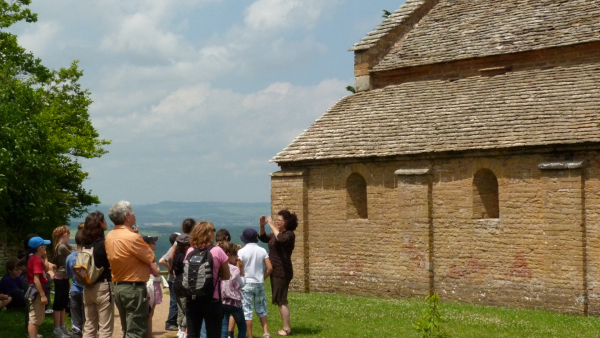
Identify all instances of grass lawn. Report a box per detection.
[240,280,600,338]
[0,291,71,338]
[2,276,600,338]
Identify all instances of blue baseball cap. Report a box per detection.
[28,237,51,249]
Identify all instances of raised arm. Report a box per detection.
[133,237,156,265]
[259,216,267,237]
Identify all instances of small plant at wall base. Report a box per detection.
[413,293,450,338]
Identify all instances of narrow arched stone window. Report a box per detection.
[347,173,368,219]
[473,169,499,219]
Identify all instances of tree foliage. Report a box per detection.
[0,0,109,239]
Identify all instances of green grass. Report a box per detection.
[239,280,600,338]
[0,286,71,338]
[3,276,600,338]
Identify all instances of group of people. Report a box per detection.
[1,200,297,338]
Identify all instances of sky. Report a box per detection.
[9,0,406,205]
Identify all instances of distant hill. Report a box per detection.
[71,201,271,228]
[69,201,271,259]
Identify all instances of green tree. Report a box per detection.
[0,0,109,240]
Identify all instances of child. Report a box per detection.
[159,232,181,331]
[238,228,272,338]
[142,236,162,338]
[0,257,26,309]
[20,234,56,336]
[65,230,85,338]
[216,229,231,247]
[173,233,191,338]
[51,225,73,338]
[220,242,247,338]
[26,236,52,338]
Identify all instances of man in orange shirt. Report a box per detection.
[105,201,155,338]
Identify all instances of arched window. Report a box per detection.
[347,173,368,219]
[473,169,499,219]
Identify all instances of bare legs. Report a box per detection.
[148,304,156,338]
[245,315,268,338]
[278,305,291,335]
[53,309,66,329]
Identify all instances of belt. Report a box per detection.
[114,281,145,286]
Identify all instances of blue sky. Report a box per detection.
[10,0,406,205]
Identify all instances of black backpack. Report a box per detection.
[181,246,219,300]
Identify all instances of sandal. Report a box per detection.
[275,329,292,336]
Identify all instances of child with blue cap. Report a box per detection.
[26,236,51,338]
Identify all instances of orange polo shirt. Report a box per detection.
[105,225,155,282]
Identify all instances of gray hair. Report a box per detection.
[108,200,132,225]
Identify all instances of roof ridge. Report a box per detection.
[350,0,430,52]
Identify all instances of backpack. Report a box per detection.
[181,246,218,300]
[72,246,104,286]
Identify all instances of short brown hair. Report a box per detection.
[190,221,215,248]
[5,257,24,272]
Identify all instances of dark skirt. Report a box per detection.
[270,276,292,306]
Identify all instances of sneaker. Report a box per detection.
[61,327,73,337]
[166,325,178,331]
[53,329,68,338]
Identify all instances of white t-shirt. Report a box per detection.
[238,243,269,284]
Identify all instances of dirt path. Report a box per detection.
[112,290,176,338]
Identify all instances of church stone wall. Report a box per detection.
[273,149,600,314]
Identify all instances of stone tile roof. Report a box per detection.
[272,64,600,163]
[350,0,428,51]
[374,0,600,71]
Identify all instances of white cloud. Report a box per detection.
[9,0,361,204]
[100,78,347,151]
[18,21,62,55]
[244,0,337,30]
[99,5,193,60]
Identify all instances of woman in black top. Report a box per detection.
[81,211,114,338]
[259,209,297,337]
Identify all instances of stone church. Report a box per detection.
[270,0,600,314]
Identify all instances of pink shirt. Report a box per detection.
[186,246,228,299]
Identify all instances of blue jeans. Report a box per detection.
[166,281,178,328]
[221,305,246,338]
[200,320,207,338]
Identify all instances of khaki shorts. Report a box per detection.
[29,294,45,326]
